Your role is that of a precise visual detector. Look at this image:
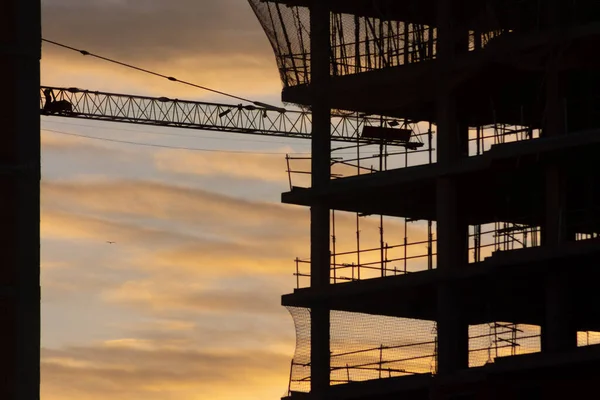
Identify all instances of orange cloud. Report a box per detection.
[104,278,284,316]
[153,148,292,183]
[42,179,301,229]
[41,178,432,283]
[41,209,191,246]
[42,47,281,101]
[42,341,291,400]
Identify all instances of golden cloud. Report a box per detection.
[42,47,281,101]
[104,278,283,316]
[41,178,432,282]
[42,341,291,400]
[41,209,192,246]
[153,148,292,183]
[42,179,300,229]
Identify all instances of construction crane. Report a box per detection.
[39,86,423,147]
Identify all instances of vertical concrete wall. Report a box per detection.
[0,1,41,399]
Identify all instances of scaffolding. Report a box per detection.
[281,106,599,395]
[285,115,556,289]
[249,0,600,91]
[285,105,599,287]
[248,1,438,87]
[250,0,600,397]
[285,307,550,395]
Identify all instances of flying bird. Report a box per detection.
[106,241,116,244]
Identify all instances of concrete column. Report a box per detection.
[435,0,470,375]
[309,1,331,397]
[0,1,41,400]
[539,0,577,353]
[541,164,575,352]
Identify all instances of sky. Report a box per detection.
[39,1,600,398]
[40,1,448,397]
[40,1,310,399]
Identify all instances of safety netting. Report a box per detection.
[578,331,600,347]
[286,307,436,393]
[247,1,436,89]
[248,0,600,93]
[284,306,577,394]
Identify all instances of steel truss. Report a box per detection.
[40,86,408,145]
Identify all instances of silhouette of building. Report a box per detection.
[250,1,600,399]
[1,1,42,400]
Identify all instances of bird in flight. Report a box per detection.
[106,241,116,244]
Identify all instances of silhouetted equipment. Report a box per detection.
[42,88,73,115]
[39,86,423,146]
[361,126,412,142]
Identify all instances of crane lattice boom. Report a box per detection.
[40,86,412,145]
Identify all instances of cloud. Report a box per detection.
[112,306,296,355]
[103,277,285,316]
[41,0,282,98]
[154,148,291,183]
[41,179,430,260]
[42,179,297,225]
[42,129,103,152]
[40,176,431,324]
[41,341,291,400]
[43,0,270,61]
[153,149,382,187]
[41,51,281,101]
[40,178,433,343]
[37,3,440,398]
[41,179,431,277]
[41,179,310,262]
[41,209,192,246]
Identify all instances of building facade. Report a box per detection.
[250,1,600,399]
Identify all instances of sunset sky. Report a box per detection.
[41,1,591,398]
[40,1,309,399]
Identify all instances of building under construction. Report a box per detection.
[250,0,600,399]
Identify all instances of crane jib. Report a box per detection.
[39,86,418,146]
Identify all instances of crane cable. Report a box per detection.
[41,38,287,113]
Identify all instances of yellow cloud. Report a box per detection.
[42,342,291,400]
[42,179,301,230]
[41,261,70,270]
[41,209,191,246]
[103,277,284,316]
[153,150,366,186]
[42,50,281,101]
[154,149,291,183]
[42,179,427,238]
[41,128,140,159]
[41,179,432,281]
